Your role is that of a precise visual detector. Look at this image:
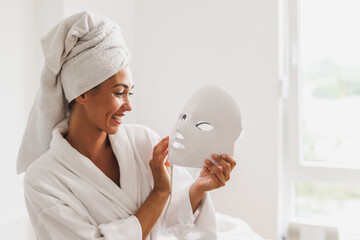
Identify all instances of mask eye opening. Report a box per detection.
[195,121,213,131]
[179,113,187,122]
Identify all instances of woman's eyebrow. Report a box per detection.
[113,83,135,89]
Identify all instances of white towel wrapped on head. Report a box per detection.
[17,11,130,174]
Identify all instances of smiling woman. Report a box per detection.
[66,66,134,136]
[16,11,243,240]
[64,66,134,187]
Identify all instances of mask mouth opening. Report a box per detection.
[172,141,185,149]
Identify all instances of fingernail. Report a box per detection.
[212,153,217,158]
[205,159,210,165]
[220,154,226,158]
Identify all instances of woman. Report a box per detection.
[18,11,236,240]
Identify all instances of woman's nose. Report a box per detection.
[124,98,132,111]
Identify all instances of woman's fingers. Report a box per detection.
[211,154,232,181]
[164,158,171,167]
[202,165,221,184]
[205,159,226,187]
[220,154,237,170]
[154,136,169,150]
[153,137,169,158]
[150,137,171,193]
[160,149,168,163]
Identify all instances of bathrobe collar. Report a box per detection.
[49,118,152,214]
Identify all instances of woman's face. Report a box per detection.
[81,65,134,134]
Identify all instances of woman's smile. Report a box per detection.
[111,113,125,124]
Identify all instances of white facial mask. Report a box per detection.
[168,85,243,168]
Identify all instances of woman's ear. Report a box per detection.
[75,93,86,106]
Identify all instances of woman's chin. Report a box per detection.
[106,118,123,134]
[106,126,120,135]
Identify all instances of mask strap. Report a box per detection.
[162,164,174,228]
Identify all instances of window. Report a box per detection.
[283,0,360,239]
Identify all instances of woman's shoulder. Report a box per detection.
[23,150,63,187]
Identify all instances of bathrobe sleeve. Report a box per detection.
[164,167,218,240]
[143,126,218,240]
[24,159,143,240]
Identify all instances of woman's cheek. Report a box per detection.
[114,98,124,108]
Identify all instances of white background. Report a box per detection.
[0,0,281,239]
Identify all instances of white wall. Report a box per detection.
[0,0,28,226]
[0,0,62,238]
[62,0,136,54]
[4,1,281,239]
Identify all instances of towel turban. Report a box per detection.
[17,11,130,173]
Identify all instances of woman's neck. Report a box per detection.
[65,110,111,161]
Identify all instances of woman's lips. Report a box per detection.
[111,114,124,124]
[112,118,122,124]
[112,113,124,119]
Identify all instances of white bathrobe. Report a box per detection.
[24,119,217,240]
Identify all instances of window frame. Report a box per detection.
[281,0,360,238]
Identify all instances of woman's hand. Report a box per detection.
[136,137,171,239]
[192,154,236,194]
[189,154,236,212]
[149,136,171,195]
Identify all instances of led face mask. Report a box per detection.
[168,85,243,168]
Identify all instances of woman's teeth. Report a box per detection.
[112,114,122,120]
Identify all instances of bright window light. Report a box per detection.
[284,0,360,239]
[300,0,360,167]
[295,182,360,238]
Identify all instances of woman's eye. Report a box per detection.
[115,92,134,97]
[115,92,125,96]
